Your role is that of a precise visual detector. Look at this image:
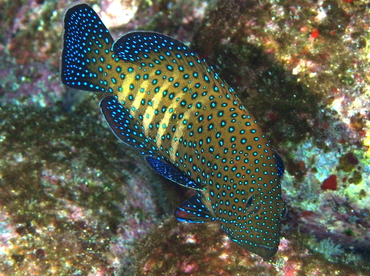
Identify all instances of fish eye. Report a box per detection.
[245,195,253,208]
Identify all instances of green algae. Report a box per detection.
[190,0,369,151]
[0,85,189,274]
[135,217,370,276]
[135,219,275,276]
[317,0,350,39]
[343,228,354,237]
[348,170,363,185]
[0,98,167,275]
[337,152,359,172]
[190,0,324,145]
[0,101,121,273]
[1,1,64,65]
[0,96,165,224]
[132,0,207,35]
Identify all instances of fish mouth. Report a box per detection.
[233,239,278,259]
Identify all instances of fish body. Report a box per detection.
[61,3,285,258]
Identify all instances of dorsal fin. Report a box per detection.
[110,31,230,92]
[112,31,199,63]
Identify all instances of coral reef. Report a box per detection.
[136,218,370,275]
[0,0,369,275]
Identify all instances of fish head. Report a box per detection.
[216,191,286,258]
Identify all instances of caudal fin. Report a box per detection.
[61,3,117,93]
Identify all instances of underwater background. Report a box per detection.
[0,0,369,275]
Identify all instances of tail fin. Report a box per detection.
[61,4,117,93]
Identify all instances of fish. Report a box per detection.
[61,3,286,258]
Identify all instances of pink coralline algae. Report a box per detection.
[321,175,338,190]
[136,218,370,275]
